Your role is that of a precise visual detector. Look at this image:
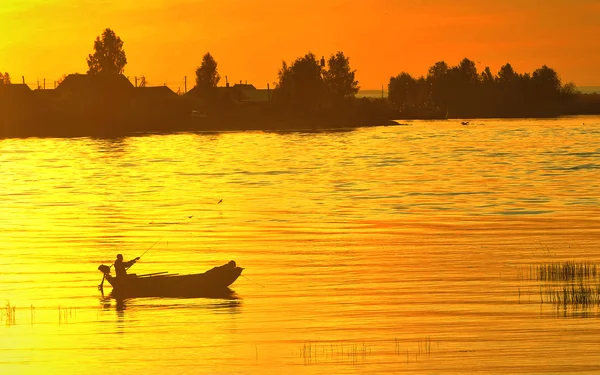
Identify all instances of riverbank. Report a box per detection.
[0,112,399,138]
[1,83,599,138]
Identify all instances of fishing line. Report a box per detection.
[242,274,265,288]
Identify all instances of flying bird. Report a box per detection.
[218,199,223,204]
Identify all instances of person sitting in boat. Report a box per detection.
[114,254,140,278]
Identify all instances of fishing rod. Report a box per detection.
[138,235,166,261]
[125,235,167,272]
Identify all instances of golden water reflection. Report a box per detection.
[1,117,600,374]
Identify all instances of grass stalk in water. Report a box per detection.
[534,261,598,282]
[4,301,16,326]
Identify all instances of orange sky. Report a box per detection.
[1,0,599,90]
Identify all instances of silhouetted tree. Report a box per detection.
[274,61,293,105]
[1,72,11,84]
[480,66,494,84]
[495,63,521,115]
[87,28,127,75]
[323,51,359,105]
[478,66,497,114]
[275,52,324,111]
[388,72,417,110]
[562,82,578,96]
[195,52,220,97]
[414,77,431,109]
[497,63,517,85]
[387,58,595,118]
[531,65,561,98]
[560,82,579,113]
[426,61,449,112]
[445,58,479,116]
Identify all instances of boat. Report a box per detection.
[97,260,244,298]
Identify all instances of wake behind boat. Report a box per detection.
[97,260,244,298]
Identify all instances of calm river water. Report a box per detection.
[1,117,600,374]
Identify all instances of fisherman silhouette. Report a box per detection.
[114,254,140,278]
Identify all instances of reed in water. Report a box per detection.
[533,261,598,282]
[528,261,600,308]
[3,301,16,326]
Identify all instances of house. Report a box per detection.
[0,82,33,98]
[55,73,134,100]
[131,86,185,119]
[184,83,271,103]
[0,83,34,131]
[33,88,58,100]
[231,84,271,103]
[133,86,178,102]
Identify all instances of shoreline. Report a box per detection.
[2,114,597,140]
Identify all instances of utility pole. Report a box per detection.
[184,76,187,93]
[22,76,25,84]
[135,77,138,87]
[43,79,46,90]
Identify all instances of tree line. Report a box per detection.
[388,58,579,118]
[3,28,599,119]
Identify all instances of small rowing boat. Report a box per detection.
[97,260,243,298]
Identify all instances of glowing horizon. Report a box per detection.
[1,0,599,90]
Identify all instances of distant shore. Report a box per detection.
[4,112,600,139]
[1,74,599,139]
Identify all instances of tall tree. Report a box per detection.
[388,72,417,110]
[446,58,479,116]
[480,66,495,84]
[455,58,479,85]
[323,51,359,105]
[1,72,10,84]
[275,52,324,110]
[497,63,517,84]
[426,61,449,111]
[275,61,294,104]
[531,65,561,96]
[87,28,127,74]
[195,52,220,95]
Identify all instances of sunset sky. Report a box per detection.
[1,0,599,90]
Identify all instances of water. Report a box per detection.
[1,116,600,374]
[578,86,600,94]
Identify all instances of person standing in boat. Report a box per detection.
[114,254,140,277]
